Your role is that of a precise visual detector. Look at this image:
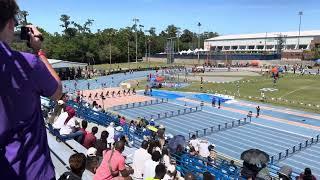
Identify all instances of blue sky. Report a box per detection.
[18,0,320,35]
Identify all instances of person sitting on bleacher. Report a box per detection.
[198,139,210,161]
[86,147,99,174]
[207,144,217,166]
[48,100,66,124]
[120,116,126,126]
[189,134,200,154]
[59,153,87,180]
[82,126,98,149]
[77,120,88,144]
[94,141,134,180]
[95,131,109,158]
[53,106,71,130]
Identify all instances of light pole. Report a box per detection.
[177,28,181,53]
[197,22,201,64]
[109,42,112,72]
[297,11,303,50]
[133,18,139,64]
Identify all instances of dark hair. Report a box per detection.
[100,130,109,140]
[203,171,215,180]
[191,134,196,139]
[0,0,19,31]
[151,151,162,162]
[141,140,149,149]
[81,121,88,129]
[92,126,98,134]
[69,153,86,176]
[155,163,166,179]
[162,148,169,156]
[86,156,99,174]
[304,168,312,176]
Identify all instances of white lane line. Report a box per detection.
[251,122,312,138]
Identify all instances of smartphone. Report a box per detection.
[20,26,31,41]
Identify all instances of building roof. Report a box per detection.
[48,59,88,69]
[206,30,320,41]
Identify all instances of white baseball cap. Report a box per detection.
[86,147,97,157]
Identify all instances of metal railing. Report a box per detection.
[144,106,202,121]
[270,134,320,164]
[112,98,169,111]
[188,118,251,139]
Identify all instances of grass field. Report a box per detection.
[173,74,320,113]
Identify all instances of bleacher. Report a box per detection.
[42,95,320,179]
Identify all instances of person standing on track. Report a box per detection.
[218,98,221,109]
[256,106,260,117]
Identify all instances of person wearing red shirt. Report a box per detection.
[83,126,98,149]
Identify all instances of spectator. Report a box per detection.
[184,172,196,180]
[133,141,151,179]
[95,131,109,157]
[157,125,166,149]
[163,165,178,180]
[189,134,200,153]
[146,163,166,180]
[53,106,70,130]
[83,126,98,149]
[77,120,88,143]
[278,165,292,180]
[143,151,162,180]
[106,122,115,148]
[120,116,126,126]
[94,141,133,180]
[0,2,62,179]
[86,147,99,174]
[203,171,215,180]
[114,126,124,142]
[59,108,84,140]
[208,144,217,165]
[59,153,86,180]
[48,100,65,124]
[162,148,171,168]
[298,168,316,180]
[198,139,210,160]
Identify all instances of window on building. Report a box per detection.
[232,46,238,50]
[248,46,254,49]
[299,45,308,49]
[239,46,246,50]
[224,46,230,50]
[257,45,264,49]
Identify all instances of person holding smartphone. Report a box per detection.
[0,0,62,179]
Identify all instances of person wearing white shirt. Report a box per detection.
[132,141,151,179]
[52,111,68,130]
[106,122,115,148]
[198,139,210,158]
[143,151,162,179]
[189,134,200,152]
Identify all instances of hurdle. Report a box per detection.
[112,98,168,111]
[150,106,203,121]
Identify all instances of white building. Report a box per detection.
[204,30,320,53]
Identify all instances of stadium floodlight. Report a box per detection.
[197,22,202,63]
[297,11,303,50]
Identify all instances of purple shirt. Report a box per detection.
[0,42,57,180]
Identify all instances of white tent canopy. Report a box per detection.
[48,59,88,69]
